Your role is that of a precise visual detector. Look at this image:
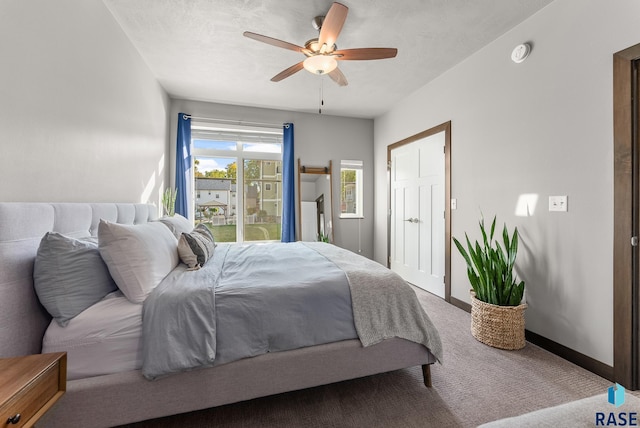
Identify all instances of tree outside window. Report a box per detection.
[340,160,363,218]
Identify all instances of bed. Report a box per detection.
[0,202,441,428]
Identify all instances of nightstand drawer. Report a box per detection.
[0,353,66,428]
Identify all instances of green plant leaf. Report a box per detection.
[453,215,525,306]
[162,187,178,216]
[489,216,496,242]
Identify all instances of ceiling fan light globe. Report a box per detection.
[303,55,337,75]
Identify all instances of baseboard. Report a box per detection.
[524,330,614,382]
[449,296,471,312]
[446,297,614,382]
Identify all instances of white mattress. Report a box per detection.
[42,291,143,380]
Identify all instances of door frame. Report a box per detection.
[614,43,640,390]
[387,121,451,302]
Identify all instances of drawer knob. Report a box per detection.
[7,414,21,424]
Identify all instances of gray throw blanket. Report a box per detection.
[303,242,443,363]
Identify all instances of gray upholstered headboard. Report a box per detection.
[0,203,158,358]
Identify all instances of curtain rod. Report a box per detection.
[182,114,288,129]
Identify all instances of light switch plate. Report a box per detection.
[549,195,568,212]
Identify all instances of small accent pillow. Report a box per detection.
[157,214,192,240]
[98,220,179,303]
[178,224,216,269]
[34,232,118,327]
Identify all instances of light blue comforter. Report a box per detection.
[141,242,442,380]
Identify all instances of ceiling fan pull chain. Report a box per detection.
[319,77,324,114]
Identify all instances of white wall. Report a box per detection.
[0,0,170,207]
[170,99,374,257]
[374,0,640,366]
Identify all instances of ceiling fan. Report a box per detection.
[243,2,397,87]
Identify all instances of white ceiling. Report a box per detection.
[102,0,553,119]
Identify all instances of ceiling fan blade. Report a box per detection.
[271,61,305,82]
[243,31,307,54]
[333,48,398,61]
[317,2,348,49]
[328,67,348,87]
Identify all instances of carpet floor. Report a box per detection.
[120,288,614,428]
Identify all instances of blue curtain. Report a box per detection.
[175,113,192,218]
[281,123,295,242]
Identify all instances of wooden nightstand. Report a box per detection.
[0,352,66,428]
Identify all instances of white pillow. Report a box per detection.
[156,214,192,239]
[98,220,179,303]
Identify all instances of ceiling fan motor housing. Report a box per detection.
[306,15,337,54]
[312,15,324,31]
[305,38,337,54]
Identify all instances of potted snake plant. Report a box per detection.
[453,216,527,350]
[162,188,177,217]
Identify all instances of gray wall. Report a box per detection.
[6,0,628,368]
[0,0,170,207]
[170,100,374,258]
[373,0,640,366]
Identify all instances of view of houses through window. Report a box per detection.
[340,160,364,218]
[192,123,283,242]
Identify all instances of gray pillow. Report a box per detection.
[98,220,179,303]
[178,224,216,269]
[157,214,192,239]
[34,232,118,327]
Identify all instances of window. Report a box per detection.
[340,160,363,218]
[192,122,283,243]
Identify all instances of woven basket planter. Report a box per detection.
[470,291,527,350]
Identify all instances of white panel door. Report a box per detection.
[390,132,445,297]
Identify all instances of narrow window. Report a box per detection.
[340,160,363,218]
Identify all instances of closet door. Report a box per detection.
[613,45,640,390]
